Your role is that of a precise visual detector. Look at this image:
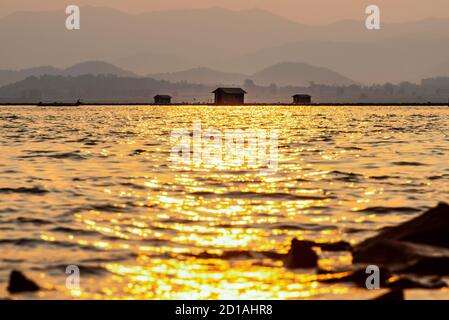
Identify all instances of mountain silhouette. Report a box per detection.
[149,67,247,85]
[0,74,209,102]
[0,60,356,88]
[61,61,136,77]
[148,63,355,86]
[250,62,356,86]
[0,66,60,87]
[114,52,199,75]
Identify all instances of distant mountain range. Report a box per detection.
[0,61,355,87]
[0,66,60,88]
[148,63,356,86]
[0,6,307,70]
[61,61,136,77]
[251,62,355,86]
[1,6,449,83]
[0,61,136,87]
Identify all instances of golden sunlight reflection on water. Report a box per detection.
[0,105,448,299]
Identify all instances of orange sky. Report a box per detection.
[1,0,449,24]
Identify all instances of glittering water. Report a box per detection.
[0,105,448,299]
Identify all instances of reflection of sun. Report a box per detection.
[104,257,351,300]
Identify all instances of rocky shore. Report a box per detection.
[5,202,449,299]
[284,202,449,299]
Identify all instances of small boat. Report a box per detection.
[37,99,82,107]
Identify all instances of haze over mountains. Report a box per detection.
[0,61,355,88]
[1,6,449,84]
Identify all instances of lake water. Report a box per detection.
[0,105,448,299]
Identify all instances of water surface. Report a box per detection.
[0,105,448,299]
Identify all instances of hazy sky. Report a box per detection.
[1,0,449,24]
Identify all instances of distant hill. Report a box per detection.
[61,61,136,77]
[0,66,60,87]
[2,60,358,89]
[250,62,356,86]
[114,52,200,75]
[0,61,136,87]
[146,63,354,86]
[232,36,449,84]
[149,67,247,85]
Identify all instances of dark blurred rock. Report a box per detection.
[284,239,318,269]
[221,250,253,259]
[354,240,429,265]
[353,203,449,269]
[356,202,449,250]
[7,270,40,294]
[374,289,404,300]
[398,257,449,276]
[319,241,352,252]
[313,203,449,291]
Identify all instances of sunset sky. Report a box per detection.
[1,0,449,24]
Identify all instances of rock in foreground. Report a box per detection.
[284,238,318,269]
[353,202,449,274]
[7,270,40,294]
[356,202,449,250]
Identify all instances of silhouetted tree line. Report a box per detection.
[0,74,208,103]
[0,74,449,103]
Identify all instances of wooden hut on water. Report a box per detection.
[292,94,312,104]
[213,88,247,105]
[154,95,171,105]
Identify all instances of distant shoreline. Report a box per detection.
[1,102,448,107]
